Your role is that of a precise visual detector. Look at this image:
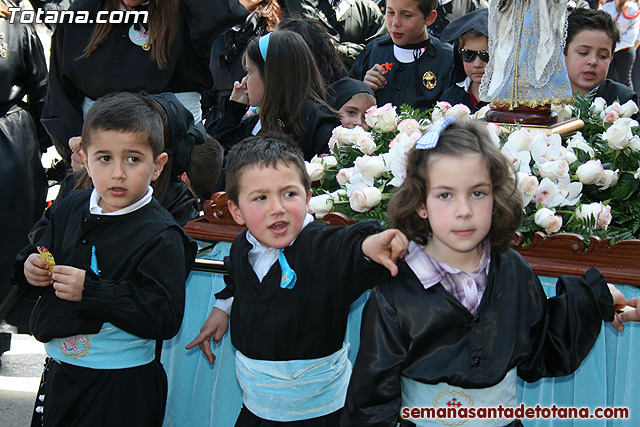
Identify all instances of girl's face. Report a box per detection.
[338,95,376,129]
[461,36,489,86]
[244,57,265,107]
[564,29,613,96]
[416,153,493,271]
[385,0,436,46]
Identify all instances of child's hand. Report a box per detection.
[362,229,409,277]
[608,283,627,332]
[185,307,229,364]
[231,76,249,105]
[363,64,387,92]
[615,296,640,330]
[24,253,53,287]
[51,265,86,302]
[68,136,84,172]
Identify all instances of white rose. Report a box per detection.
[534,208,563,233]
[336,167,354,185]
[519,173,539,195]
[320,155,338,169]
[397,118,420,134]
[595,169,619,191]
[590,97,607,114]
[372,103,398,132]
[444,104,471,121]
[603,110,620,123]
[552,104,573,120]
[349,186,382,212]
[598,205,613,230]
[567,132,595,158]
[330,189,346,201]
[576,159,605,185]
[600,102,621,120]
[577,202,612,230]
[620,99,639,118]
[507,129,533,152]
[309,194,333,218]
[354,155,386,179]
[630,135,640,151]
[305,161,325,181]
[473,105,491,120]
[603,117,637,150]
[364,105,379,129]
[356,134,377,155]
[538,159,569,180]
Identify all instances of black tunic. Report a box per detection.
[439,83,488,113]
[13,189,197,343]
[212,99,340,161]
[224,220,387,425]
[41,0,248,164]
[342,249,614,426]
[0,12,49,332]
[350,35,455,110]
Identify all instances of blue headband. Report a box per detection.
[416,117,456,149]
[259,33,271,61]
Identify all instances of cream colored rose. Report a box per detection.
[336,167,354,185]
[309,194,333,218]
[567,132,595,158]
[507,129,533,152]
[538,159,569,180]
[354,155,386,179]
[620,100,639,118]
[576,159,605,185]
[320,155,338,169]
[356,134,377,155]
[444,104,471,121]
[305,161,325,181]
[397,118,420,134]
[595,169,619,191]
[590,97,607,114]
[349,186,382,212]
[603,117,637,150]
[576,202,612,230]
[534,208,563,233]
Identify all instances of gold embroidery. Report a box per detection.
[422,71,437,90]
[58,334,92,358]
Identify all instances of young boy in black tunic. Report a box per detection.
[350,0,454,110]
[13,92,197,427]
[187,135,408,426]
[565,7,640,109]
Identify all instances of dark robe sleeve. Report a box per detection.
[518,267,614,382]
[349,40,375,80]
[23,23,51,150]
[76,228,194,340]
[211,99,253,152]
[342,285,406,427]
[41,23,84,165]
[299,102,339,160]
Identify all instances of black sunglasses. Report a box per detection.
[459,49,490,63]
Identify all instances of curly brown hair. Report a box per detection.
[388,120,523,254]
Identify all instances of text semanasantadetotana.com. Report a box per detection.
[401,404,629,420]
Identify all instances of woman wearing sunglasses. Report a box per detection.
[439,8,490,112]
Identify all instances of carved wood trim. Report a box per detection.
[184,194,640,286]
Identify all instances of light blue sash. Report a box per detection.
[235,342,351,421]
[401,368,517,427]
[44,322,155,369]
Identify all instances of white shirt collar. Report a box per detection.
[245,213,314,281]
[393,45,427,64]
[456,76,472,92]
[89,186,154,216]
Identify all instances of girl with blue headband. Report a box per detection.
[211,30,340,162]
[343,119,628,426]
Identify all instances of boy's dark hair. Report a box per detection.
[388,120,523,254]
[416,0,438,18]
[277,15,348,86]
[566,7,620,55]
[459,29,487,49]
[187,135,224,198]
[243,30,330,139]
[225,135,311,203]
[81,92,165,158]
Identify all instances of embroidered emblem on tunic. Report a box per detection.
[422,71,437,90]
[128,24,151,51]
[58,335,92,358]
[433,390,474,426]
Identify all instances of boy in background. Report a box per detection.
[326,76,377,129]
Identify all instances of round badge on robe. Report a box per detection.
[129,24,151,51]
[422,71,437,90]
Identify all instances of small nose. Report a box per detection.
[269,197,286,214]
[456,198,472,218]
[111,161,126,179]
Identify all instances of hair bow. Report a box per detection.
[415,117,456,150]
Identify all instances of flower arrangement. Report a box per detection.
[307,96,640,245]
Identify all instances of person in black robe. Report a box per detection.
[0,0,49,359]
[341,119,622,427]
[349,0,454,111]
[12,93,197,427]
[41,0,248,170]
[438,8,489,113]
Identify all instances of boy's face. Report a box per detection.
[564,29,613,96]
[461,36,489,86]
[339,95,376,129]
[82,130,167,213]
[228,163,311,249]
[385,0,436,46]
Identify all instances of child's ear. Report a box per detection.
[152,152,169,181]
[306,189,312,205]
[228,200,246,226]
[416,204,428,219]
[424,9,438,27]
[81,150,91,177]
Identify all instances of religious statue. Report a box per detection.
[479,0,575,124]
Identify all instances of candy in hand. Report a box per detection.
[36,246,56,271]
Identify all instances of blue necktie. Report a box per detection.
[278,249,297,289]
[90,246,99,275]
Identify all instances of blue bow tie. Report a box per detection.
[278,249,297,290]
